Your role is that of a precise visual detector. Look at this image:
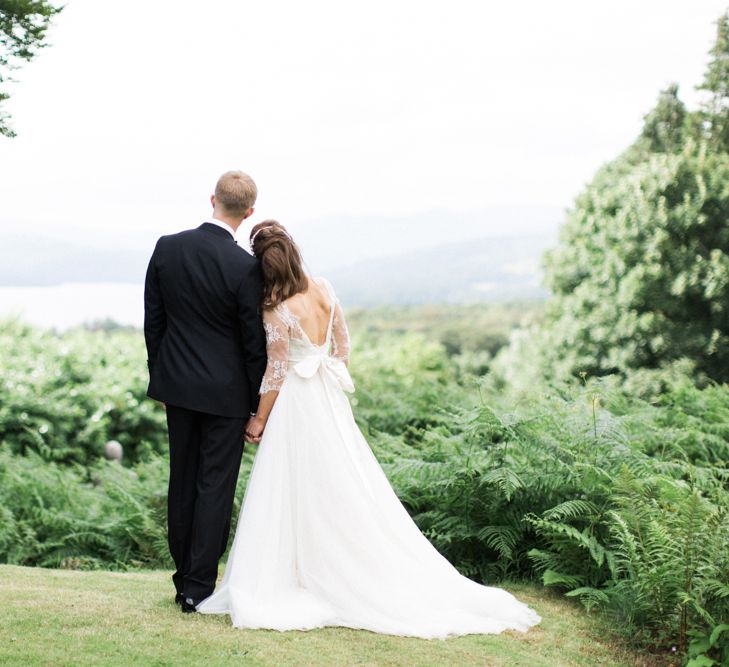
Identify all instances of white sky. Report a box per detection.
[0,0,727,246]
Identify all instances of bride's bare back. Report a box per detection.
[285,278,332,346]
[255,276,351,397]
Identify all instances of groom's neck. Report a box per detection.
[212,211,244,232]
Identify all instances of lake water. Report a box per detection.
[0,283,144,330]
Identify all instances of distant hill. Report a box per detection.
[328,234,555,306]
[289,206,563,274]
[0,207,560,304]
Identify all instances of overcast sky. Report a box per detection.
[1,0,727,249]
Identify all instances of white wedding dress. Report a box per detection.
[197,278,541,638]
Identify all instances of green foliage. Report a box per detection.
[640,84,688,154]
[0,0,62,137]
[698,12,729,152]
[540,144,729,384]
[373,371,729,660]
[346,302,543,357]
[0,319,167,464]
[346,301,544,380]
[686,624,729,667]
[0,448,171,568]
[2,314,728,662]
[519,13,729,389]
[348,332,466,440]
[602,474,728,654]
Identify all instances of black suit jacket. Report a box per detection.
[144,223,267,418]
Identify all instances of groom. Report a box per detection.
[144,170,268,613]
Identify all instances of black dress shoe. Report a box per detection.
[181,597,199,613]
[175,592,184,605]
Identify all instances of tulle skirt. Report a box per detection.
[197,369,541,638]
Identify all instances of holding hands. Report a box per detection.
[244,392,276,444]
[244,415,265,444]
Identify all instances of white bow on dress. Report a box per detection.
[293,353,355,393]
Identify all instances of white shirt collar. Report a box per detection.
[203,217,237,240]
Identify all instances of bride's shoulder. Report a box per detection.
[264,300,286,317]
[313,276,335,295]
[269,300,298,327]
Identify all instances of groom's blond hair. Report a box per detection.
[214,170,257,216]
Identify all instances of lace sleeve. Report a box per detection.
[331,296,351,364]
[259,307,290,395]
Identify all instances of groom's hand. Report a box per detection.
[244,416,264,444]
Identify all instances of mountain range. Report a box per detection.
[0,207,562,305]
[326,234,554,305]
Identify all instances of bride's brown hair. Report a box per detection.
[249,220,308,308]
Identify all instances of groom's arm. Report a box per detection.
[237,260,268,413]
[144,239,167,375]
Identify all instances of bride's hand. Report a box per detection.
[244,416,265,444]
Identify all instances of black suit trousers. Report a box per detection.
[165,405,246,601]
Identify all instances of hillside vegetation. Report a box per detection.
[1,310,727,666]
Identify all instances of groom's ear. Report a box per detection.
[210,194,216,209]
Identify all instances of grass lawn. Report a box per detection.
[0,564,653,667]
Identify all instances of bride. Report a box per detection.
[197,221,541,638]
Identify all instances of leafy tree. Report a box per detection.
[698,11,729,151]
[0,0,62,137]
[541,144,729,383]
[520,13,729,385]
[639,84,687,154]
